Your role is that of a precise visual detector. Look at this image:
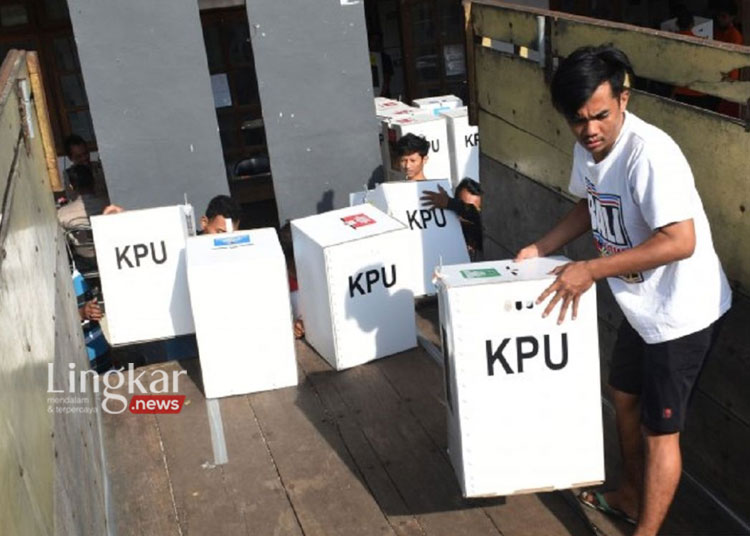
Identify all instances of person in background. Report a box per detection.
[62,134,108,200]
[714,0,743,117]
[199,195,242,234]
[421,178,483,259]
[278,223,305,339]
[671,5,718,110]
[72,269,112,373]
[394,133,430,181]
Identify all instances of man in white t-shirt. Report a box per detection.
[515,45,731,535]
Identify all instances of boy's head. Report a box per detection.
[675,5,694,31]
[550,45,633,162]
[455,178,482,210]
[201,195,241,234]
[64,134,90,166]
[395,133,430,180]
[67,164,95,194]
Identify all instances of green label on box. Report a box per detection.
[460,268,501,279]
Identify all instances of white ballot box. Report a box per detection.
[369,180,469,296]
[441,107,480,187]
[291,204,416,370]
[382,114,451,181]
[413,94,463,116]
[435,257,604,498]
[91,205,195,345]
[660,16,713,38]
[185,229,297,398]
[374,97,412,118]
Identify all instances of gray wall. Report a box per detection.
[68,0,228,215]
[245,0,382,223]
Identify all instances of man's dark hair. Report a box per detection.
[64,133,86,157]
[550,45,634,122]
[68,164,95,193]
[455,178,482,197]
[716,0,738,16]
[395,133,430,158]
[675,5,694,30]
[205,195,241,224]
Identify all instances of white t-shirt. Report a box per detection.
[569,112,731,343]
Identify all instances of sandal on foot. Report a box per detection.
[578,490,637,526]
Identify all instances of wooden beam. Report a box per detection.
[464,1,479,125]
[552,17,750,104]
[26,52,62,193]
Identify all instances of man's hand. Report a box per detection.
[420,185,450,209]
[293,318,305,339]
[103,204,124,215]
[536,261,595,324]
[514,243,542,262]
[80,299,103,322]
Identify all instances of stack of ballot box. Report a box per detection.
[412,94,463,116]
[368,179,469,296]
[435,257,605,498]
[374,98,417,172]
[440,107,480,187]
[381,112,451,181]
[185,229,297,398]
[291,204,416,370]
[91,204,196,345]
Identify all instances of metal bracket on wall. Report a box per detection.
[744,98,750,132]
[15,79,34,154]
[0,129,24,268]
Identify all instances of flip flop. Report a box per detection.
[578,490,637,526]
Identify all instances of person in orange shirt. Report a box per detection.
[672,6,716,110]
[714,0,744,116]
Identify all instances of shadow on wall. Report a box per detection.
[317,190,334,213]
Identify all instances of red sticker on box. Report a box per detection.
[342,213,376,229]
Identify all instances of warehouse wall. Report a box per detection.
[245,0,382,223]
[468,1,750,519]
[0,51,108,535]
[68,0,229,215]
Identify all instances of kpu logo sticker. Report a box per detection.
[342,213,376,229]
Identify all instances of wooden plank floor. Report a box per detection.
[102,306,747,536]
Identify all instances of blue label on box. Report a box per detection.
[213,234,251,248]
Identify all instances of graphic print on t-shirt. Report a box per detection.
[585,177,644,283]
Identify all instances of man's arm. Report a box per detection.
[538,218,696,324]
[515,199,591,260]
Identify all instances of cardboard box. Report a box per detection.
[441,107,480,187]
[185,229,297,398]
[292,204,416,370]
[435,257,604,498]
[412,94,463,116]
[369,180,469,296]
[660,16,713,39]
[382,114,451,181]
[91,205,196,345]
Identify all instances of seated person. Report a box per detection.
[278,222,305,339]
[58,164,123,273]
[72,269,112,373]
[199,195,242,234]
[421,178,483,259]
[61,134,109,200]
[394,133,430,181]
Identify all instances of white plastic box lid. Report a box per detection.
[291,204,406,248]
[186,228,282,265]
[439,106,469,120]
[436,256,569,288]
